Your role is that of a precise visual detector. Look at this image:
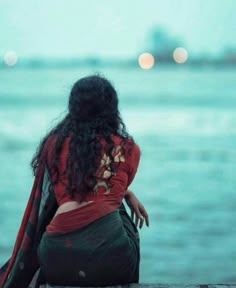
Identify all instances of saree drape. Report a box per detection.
[0,164,58,288]
[0,164,140,288]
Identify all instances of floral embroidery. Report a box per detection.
[95,145,125,194]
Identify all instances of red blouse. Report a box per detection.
[45,134,140,234]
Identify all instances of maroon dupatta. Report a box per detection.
[0,162,58,288]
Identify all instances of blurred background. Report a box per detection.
[0,0,236,284]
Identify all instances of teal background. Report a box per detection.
[1,67,236,283]
[0,0,236,284]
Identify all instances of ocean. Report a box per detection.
[0,66,236,284]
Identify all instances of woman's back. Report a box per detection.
[45,134,140,234]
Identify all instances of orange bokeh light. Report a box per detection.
[138,52,155,69]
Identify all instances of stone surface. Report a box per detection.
[40,284,236,288]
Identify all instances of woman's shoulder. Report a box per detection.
[44,134,69,157]
[111,134,135,145]
[44,134,57,150]
[111,135,140,156]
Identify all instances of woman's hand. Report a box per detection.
[124,189,149,229]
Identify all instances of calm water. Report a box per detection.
[0,66,236,284]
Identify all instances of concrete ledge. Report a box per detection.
[40,284,236,288]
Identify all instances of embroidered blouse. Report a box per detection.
[45,134,140,234]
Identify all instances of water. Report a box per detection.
[0,66,236,284]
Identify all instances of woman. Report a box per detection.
[0,75,149,288]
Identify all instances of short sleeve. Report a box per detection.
[126,143,141,187]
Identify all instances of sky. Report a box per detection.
[0,0,236,58]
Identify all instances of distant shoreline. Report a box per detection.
[1,57,236,69]
[1,63,236,70]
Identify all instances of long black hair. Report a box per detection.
[31,75,133,198]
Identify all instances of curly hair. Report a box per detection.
[31,75,134,199]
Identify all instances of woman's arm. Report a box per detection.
[124,189,149,229]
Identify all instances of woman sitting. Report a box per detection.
[0,75,149,288]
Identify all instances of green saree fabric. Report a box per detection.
[37,205,140,286]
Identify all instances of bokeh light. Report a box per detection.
[3,50,18,66]
[173,47,188,64]
[138,52,155,69]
